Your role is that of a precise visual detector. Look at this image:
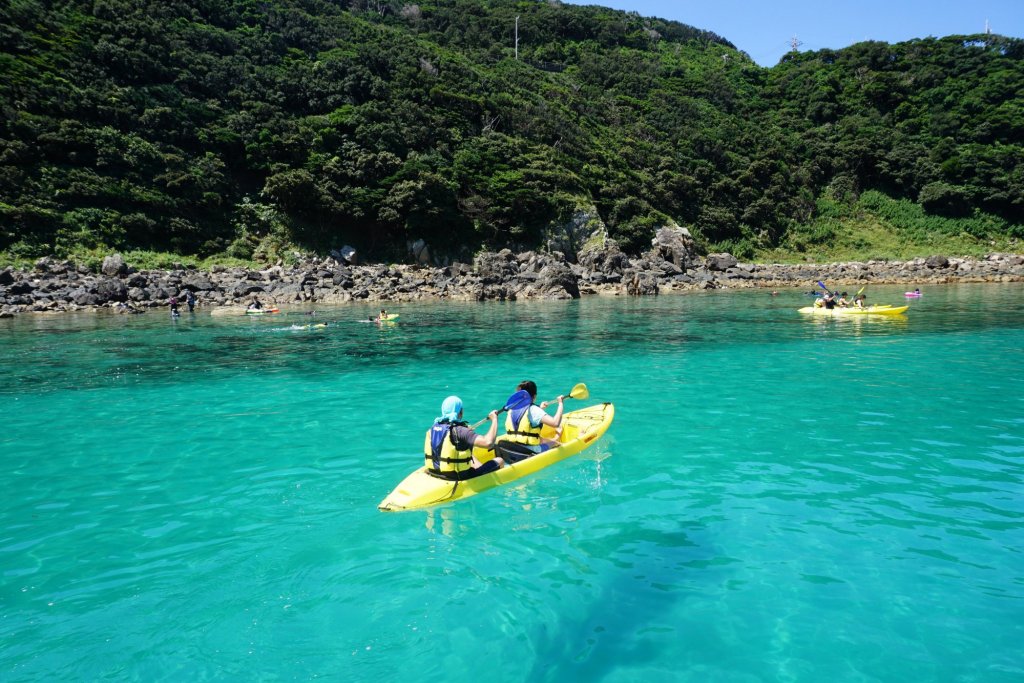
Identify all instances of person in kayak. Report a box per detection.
[503,381,565,457]
[425,396,505,480]
[837,291,850,307]
[248,298,263,311]
[853,294,867,309]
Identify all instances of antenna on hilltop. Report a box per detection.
[985,19,991,35]
[515,16,520,60]
[790,35,803,52]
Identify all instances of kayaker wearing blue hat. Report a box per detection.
[424,396,505,480]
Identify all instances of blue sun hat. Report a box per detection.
[436,395,463,424]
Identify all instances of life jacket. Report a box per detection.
[505,404,542,446]
[424,421,473,475]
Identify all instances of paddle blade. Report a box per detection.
[568,383,589,400]
[504,390,532,411]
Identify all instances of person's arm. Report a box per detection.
[472,411,499,448]
[539,396,564,428]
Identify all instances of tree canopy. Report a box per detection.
[1,0,1021,263]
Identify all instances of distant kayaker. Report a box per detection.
[837,292,850,307]
[503,381,564,457]
[376,308,388,322]
[853,294,867,309]
[425,396,505,480]
[248,298,263,311]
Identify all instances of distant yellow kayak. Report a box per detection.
[798,305,908,316]
[378,402,614,511]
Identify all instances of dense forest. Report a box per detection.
[1,0,1022,265]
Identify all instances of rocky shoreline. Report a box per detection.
[1,228,1022,317]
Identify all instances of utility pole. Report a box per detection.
[515,16,520,60]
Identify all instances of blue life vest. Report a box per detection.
[505,405,542,446]
[424,421,473,475]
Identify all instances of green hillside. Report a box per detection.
[1,0,1021,267]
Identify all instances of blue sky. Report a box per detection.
[561,0,1024,66]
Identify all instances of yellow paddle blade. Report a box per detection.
[568,383,589,400]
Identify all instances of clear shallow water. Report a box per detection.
[2,284,1023,682]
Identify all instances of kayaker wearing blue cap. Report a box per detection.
[424,396,504,480]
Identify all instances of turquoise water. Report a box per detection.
[2,284,1023,682]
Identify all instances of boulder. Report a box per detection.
[409,239,432,265]
[333,245,358,265]
[182,273,215,291]
[624,270,659,296]
[647,226,698,270]
[578,241,629,275]
[94,278,128,302]
[474,250,519,282]
[534,262,580,299]
[926,255,950,269]
[706,253,738,271]
[232,283,265,297]
[101,253,128,276]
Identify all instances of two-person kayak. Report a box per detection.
[798,305,908,316]
[378,402,614,511]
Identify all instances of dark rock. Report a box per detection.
[127,273,149,288]
[578,241,630,275]
[648,226,699,270]
[182,274,214,291]
[233,283,266,296]
[71,289,100,306]
[535,262,580,299]
[94,278,128,302]
[624,270,659,296]
[926,255,950,269]
[475,250,518,282]
[706,253,738,271]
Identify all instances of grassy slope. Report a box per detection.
[751,191,1021,264]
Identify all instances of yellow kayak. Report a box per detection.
[378,402,615,511]
[799,305,908,316]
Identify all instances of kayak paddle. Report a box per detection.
[545,382,589,405]
[470,389,531,429]
[469,384,589,429]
